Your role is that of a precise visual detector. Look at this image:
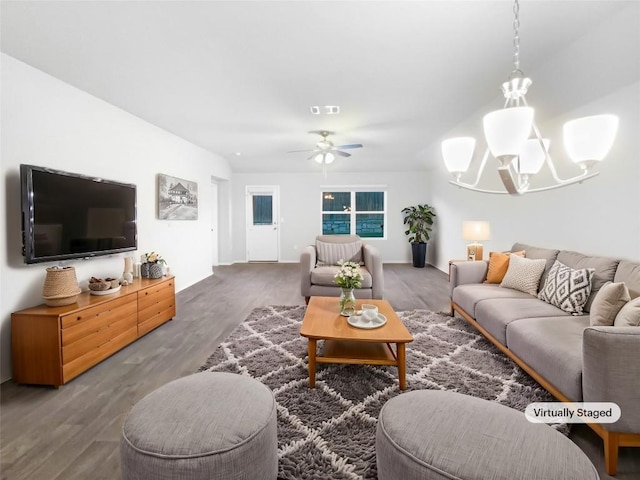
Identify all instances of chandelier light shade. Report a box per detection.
[441,0,619,195]
[442,137,476,175]
[515,138,550,175]
[563,114,619,165]
[483,107,534,160]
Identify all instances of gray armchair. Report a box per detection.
[300,234,384,303]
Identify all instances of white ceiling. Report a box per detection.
[0,1,629,173]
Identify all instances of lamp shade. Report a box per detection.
[515,138,550,175]
[462,221,491,241]
[442,137,475,173]
[483,107,534,158]
[324,152,335,164]
[563,114,619,164]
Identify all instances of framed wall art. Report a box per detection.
[158,173,198,220]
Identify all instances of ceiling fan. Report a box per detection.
[288,130,363,165]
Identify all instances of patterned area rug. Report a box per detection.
[199,305,565,480]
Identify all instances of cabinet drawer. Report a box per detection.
[138,280,175,310]
[62,326,138,383]
[61,294,136,329]
[138,311,172,337]
[138,296,175,324]
[61,301,137,347]
[62,314,137,365]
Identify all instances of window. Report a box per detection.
[321,190,386,238]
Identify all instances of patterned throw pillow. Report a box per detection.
[538,260,595,315]
[500,254,546,296]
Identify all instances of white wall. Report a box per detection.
[425,5,640,272]
[230,171,431,264]
[0,54,232,382]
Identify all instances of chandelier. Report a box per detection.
[441,0,619,195]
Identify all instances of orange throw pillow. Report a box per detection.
[485,250,525,284]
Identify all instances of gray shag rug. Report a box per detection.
[199,305,566,480]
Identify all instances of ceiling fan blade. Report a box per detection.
[334,150,351,158]
[335,144,363,149]
[307,150,320,160]
[287,149,316,153]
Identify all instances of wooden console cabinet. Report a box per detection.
[11,276,175,387]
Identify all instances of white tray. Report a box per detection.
[90,285,121,296]
[347,313,387,329]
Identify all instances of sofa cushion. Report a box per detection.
[590,282,630,326]
[511,242,560,288]
[475,298,569,346]
[310,265,372,288]
[316,239,363,266]
[614,297,640,327]
[453,284,533,318]
[613,260,640,299]
[500,255,546,296]
[506,316,588,401]
[556,250,619,312]
[484,250,525,284]
[538,260,595,315]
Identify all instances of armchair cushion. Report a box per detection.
[316,239,363,265]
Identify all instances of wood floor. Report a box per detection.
[1,263,638,479]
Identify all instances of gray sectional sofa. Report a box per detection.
[449,242,640,476]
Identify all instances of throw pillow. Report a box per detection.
[538,260,595,315]
[614,297,640,327]
[485,250,525,284]
[500,254,546,296]
[589,282,630,326]
[316,240,363,266]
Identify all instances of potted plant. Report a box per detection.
[401,204,436,268]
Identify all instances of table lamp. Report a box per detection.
[462,221,491,261]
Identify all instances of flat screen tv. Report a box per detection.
[20,164,137,264]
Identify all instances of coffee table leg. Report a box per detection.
[308,339,317,388]
[397,342,407,390]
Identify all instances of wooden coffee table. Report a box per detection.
[300,296,414,390]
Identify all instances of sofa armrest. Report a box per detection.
[300,245,316,297]
[583,326,640,433]
[449,261,488,299]
[363,244,384,299]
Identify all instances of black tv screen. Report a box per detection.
[20,164,137,264]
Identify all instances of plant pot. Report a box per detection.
[411,242,427,268]
[141,262,150,278]
[148,263,163,279]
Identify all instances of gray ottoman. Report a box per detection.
[376,390,598,480]
[120,372,278,480]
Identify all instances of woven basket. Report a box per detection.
[42,267,81,307]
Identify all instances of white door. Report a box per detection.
[210,181,219,266]
[246,186,279,262]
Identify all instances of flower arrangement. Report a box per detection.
[334,260,363,290]
[144,252,166,264]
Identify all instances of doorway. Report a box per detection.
[246,186,279,262]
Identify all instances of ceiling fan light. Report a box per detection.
[324,152,335,164]
[483,106,534,159]
[515,138,550,175]
[314,153,324,164]
[563,114,619,164]
[442,137,475,174]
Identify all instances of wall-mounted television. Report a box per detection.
[20,164,137,264]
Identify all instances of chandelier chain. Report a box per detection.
[513,0,521,72]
